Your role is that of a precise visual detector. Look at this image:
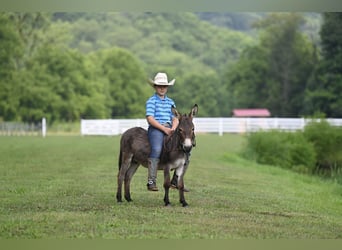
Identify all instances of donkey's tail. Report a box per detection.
[118,149,122,170]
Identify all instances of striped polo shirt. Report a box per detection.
[146,93,175,125]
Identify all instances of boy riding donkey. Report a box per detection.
[146,72,190,192]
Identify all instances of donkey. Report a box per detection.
[116,104,198,207]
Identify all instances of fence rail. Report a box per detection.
[81,117,342,136]
[0,122,41,136]
[0,118,46,136]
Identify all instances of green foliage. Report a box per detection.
[170,72,221,116]
[0,12,337,123]
[23,45,111,122]
[226,13,317,117]
[303,119,342,176]
[197,12,264,31]
[0,14,24,121]
[2,12,254,121]
[243,120,342,179]
[97,48,149,118]
[4,13,51,69]
[0,14,24,73]
[243,130,316,174]
[1,12,153,123]
[285,132,317,174]
[304,13,342,118]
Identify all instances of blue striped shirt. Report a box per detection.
[146,94,175,125]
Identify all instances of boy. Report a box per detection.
[145,72,178,191]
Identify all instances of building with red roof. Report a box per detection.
[232,109,271,117]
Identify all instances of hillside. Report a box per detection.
[0,12,326,122]
[52,12,257,75]
[51,12,321,75]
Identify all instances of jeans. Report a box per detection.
[148,125,169,158]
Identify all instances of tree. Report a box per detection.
[223,46,270,111]
[225,13,317,117]
[305,13,342,117]
[0,13,24,120]
[170,72,221,117]
[21,45,109,123]
[0,13,53,122]
[5,12,50,69]
[98,48,149,118]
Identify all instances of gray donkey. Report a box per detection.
[116,104,198,207]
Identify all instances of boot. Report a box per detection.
[171,172,190,192]
[147,158,159,191]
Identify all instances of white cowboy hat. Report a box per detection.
[148,72,175,86]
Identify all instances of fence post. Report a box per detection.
[42,117,46,137]
[219,118,223,136]
[80,119,84,136]
[274,117,278,129]
[301,117,305,130]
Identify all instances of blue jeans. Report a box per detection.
[148,125,168,158]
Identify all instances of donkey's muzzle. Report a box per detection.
[182,145,193,153]
[182,138,193,153]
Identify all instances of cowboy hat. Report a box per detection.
[148,72,175,86]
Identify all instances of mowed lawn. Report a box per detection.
[0,134,342,239]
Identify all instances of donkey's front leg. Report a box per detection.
[178,176,188,207]
[163,166,171,206]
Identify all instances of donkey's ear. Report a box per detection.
[189,104,198,117]
[171,105,181,119]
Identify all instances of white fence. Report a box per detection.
[80,117,342,136]
[0,118,46,137]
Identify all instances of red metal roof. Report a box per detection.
[233,109,271,117]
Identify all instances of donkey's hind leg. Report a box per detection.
[116,152,133,203]
[124,161,139,202]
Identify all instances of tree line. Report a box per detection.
[0,12,341,124]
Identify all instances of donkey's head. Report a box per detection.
[172,104,198,153]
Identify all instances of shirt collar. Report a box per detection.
[154,93,167,100]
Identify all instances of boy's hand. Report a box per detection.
[164,127,174,136]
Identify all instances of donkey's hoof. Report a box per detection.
[182,202,189,207]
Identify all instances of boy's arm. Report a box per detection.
[146,115,175,136]
[171,116,179,131]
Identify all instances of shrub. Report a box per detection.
[284,132,316,173]
[303,119,342,176]
[243,130,290,167]
[243,130,316,173]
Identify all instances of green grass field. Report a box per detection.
[1,134,342,239]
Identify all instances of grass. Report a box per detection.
[0,134,342,239]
